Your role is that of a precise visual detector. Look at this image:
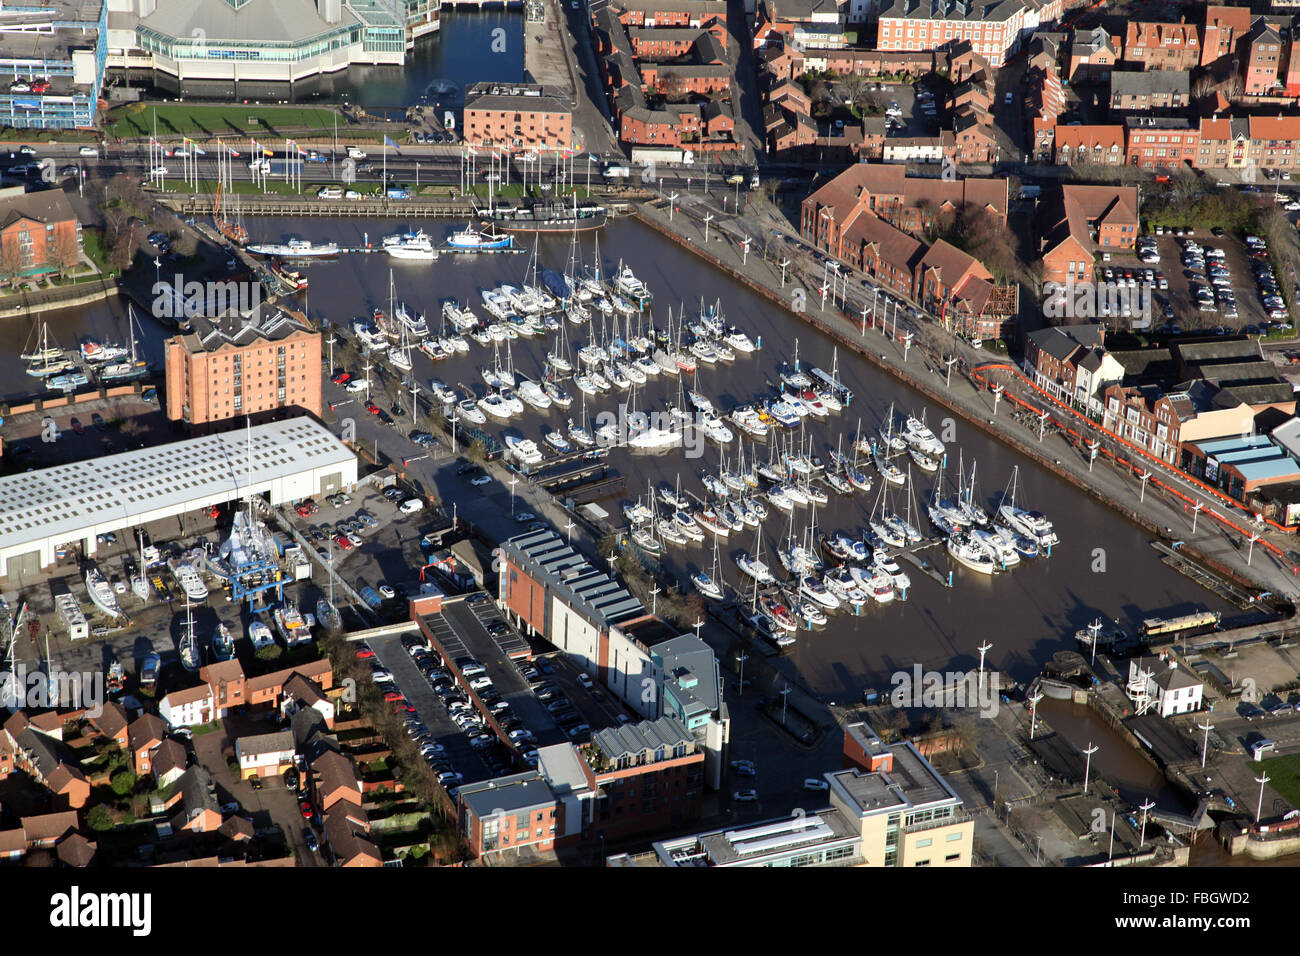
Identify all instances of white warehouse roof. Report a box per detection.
[0,416,356,574]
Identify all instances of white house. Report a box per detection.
[1127,657,1203,717]
[158,684,214,728]
[235,731,296,780]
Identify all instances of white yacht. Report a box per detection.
[84,567,122,618]
[948,531,998,574]
[506,436,544,466]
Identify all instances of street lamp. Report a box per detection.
[737,651,748,698]
[780,685,792,726]
[1082,741,1098,796]
[509,475,519,515]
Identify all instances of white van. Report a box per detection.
[399,498,425,514]
[347,146,367,160]
[317,185,343,199]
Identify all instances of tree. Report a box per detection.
[86,805,115,832]
[49,228,80,279]
[0,238,22,288]
[110,769,136,796]
[659,72,688,103]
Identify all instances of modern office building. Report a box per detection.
[163,305,322,429]
[829,722,974,867]
[638,807,865,867]
[0,0,107,129]
[106,0,435,85]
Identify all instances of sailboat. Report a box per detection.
[178,597,200,672]
[692,537,726,601]
[99,306,151,382]
[131,530,151,601]
[25,320,73,377]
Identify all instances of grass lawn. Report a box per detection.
[81,226,113,275]
[191,720,222,737]
[107,104,347,140]
[1248,752,1300,810]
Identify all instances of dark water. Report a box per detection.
[1038,699,1185,812]
[13,216,1236,699]
[133,12,525,110]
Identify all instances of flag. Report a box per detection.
[192,144,207,156]
[384,135,401,155]
[228,148,241,157]
[295,145,307,157]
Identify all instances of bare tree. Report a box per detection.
[49,228,80,279]
[0,238,22,288]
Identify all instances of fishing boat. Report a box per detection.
[316,597,343,633]
[447,225,514,250]
[544,430,572,453]
[274,600,312,645]
[248,619,275,650]
[172,562,208,601]
[246,237,339,258]
[948,530,998,574]
[84,567,122,618]
[106,661,125,696]
[211,623,236,661]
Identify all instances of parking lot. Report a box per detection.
[1103,228,1293,335]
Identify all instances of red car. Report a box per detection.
[365,401,381,415]
[383,691,406,702]
[295,504,313,518]
[331,371,351,385]
[354,647,375,660]
[392,703,416,715]
[334,534,353,550]
[299,799,314,819]
[31,80,50,94]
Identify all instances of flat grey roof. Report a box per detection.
[828,741,962,816]
[656,807,860,866]
[0,417,353,553]
[459,771,555,818]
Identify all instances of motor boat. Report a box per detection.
[248,620,275,650]
[506,436,545,466]
[948,530,998,574]
[735,552,775,585]
[456,398,487,424]
[212,623,236,661]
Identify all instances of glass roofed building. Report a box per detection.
[107,0,438,83]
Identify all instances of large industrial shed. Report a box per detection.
[0,416,357,578]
